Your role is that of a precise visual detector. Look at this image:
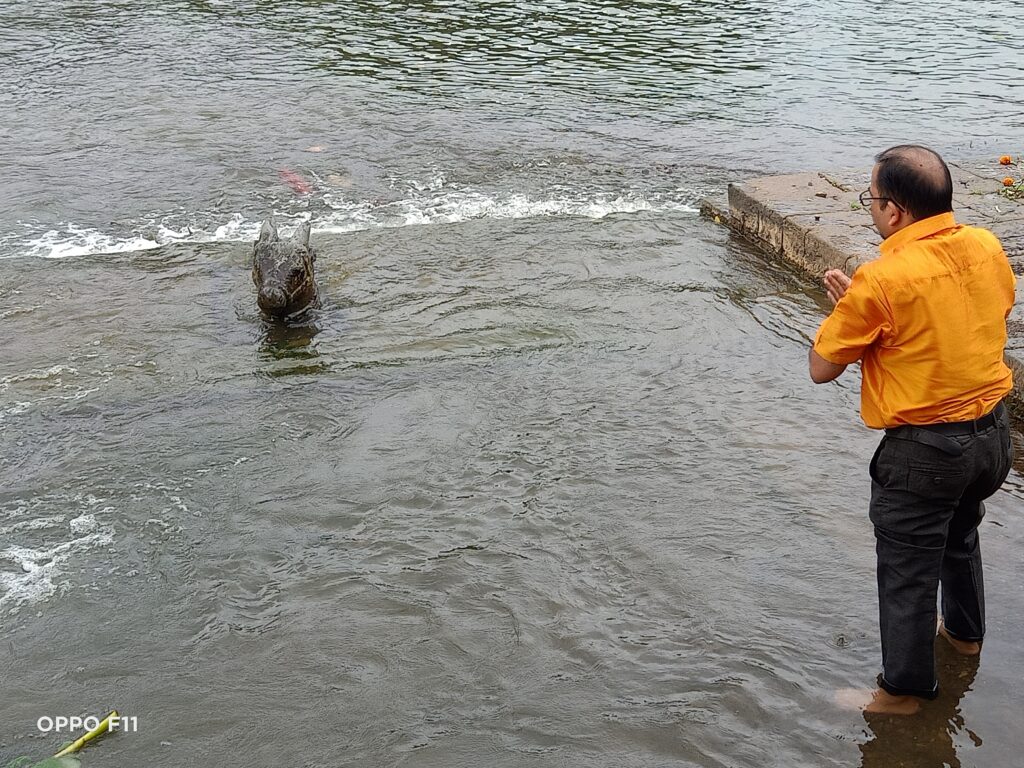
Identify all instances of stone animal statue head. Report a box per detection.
[252,220,319,318]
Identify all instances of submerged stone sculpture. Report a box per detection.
[252,219,319,318]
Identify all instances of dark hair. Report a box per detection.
[873,145,953,220]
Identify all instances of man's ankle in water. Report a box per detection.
[835,687,922,715]
[937,618,982,656]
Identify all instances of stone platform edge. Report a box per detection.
[699,164,1024,420]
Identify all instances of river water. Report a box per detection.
[2,2,1024,766]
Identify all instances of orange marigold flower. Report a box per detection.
[1004,177,1016,186]
[1000,155,1013,165]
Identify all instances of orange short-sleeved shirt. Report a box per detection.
[814,212,1015,429]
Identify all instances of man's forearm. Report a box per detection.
[809,349,847,383]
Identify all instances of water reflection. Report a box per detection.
[258,315,325,375]
[859,640,981,768]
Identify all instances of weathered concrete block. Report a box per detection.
[1000,233,1024,274]
[699,194,730,225]
[781,215,877,274]
[715,163,1024,278]
[957,197,1024,226]
[727,173,879,275]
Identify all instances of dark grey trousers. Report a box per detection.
[868,403,1013,698]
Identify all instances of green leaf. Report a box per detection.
[6,759,82,768]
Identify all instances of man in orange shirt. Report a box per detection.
[809,145,1015,715]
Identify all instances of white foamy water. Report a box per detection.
[337,190,697,230]
[0,500,115,615]
[0,364,100,422]
[2,186,698,260]
[0,365,79,390]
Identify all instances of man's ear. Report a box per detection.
[886,202,907,230]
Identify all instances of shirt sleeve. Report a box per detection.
[813,267,892,365]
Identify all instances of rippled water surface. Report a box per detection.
[2,2,1024,767]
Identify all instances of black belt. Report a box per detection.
[884,403,1005,457]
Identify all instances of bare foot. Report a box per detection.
[835,687,921,715]
[937,618,982,656]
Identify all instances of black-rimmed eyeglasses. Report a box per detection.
[858,190,903,210]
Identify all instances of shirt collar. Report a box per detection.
[880,212,957,257]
